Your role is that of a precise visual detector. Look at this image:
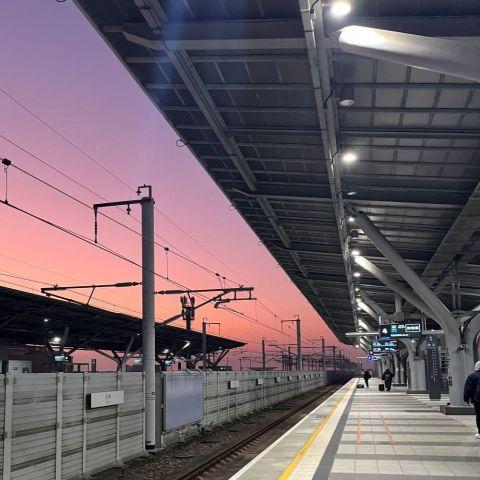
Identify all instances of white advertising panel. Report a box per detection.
[163,372,204,431]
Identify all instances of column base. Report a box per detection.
[407,389,427,394]
[439,404,475,415]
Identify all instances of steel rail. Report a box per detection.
[170,383,341,480]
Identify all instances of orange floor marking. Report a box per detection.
[356,416,362,444]
[380,413,395,444]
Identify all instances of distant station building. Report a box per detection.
[0,285,244,373]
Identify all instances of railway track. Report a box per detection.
[170,384,340,480]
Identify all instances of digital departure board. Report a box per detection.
[379,323,422,339]
[371,340,398,353]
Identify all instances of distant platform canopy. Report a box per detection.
[0,286,245,358]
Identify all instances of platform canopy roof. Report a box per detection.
[0,286,244,355]
[76,0,480,343]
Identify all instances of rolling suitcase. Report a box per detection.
[378,384,385,391]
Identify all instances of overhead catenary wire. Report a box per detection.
[0,198,295,340]
[0,86,293,319]
[0,270,146,317]
[3,152,295,334]
[0,131,244,289]
[0,252,170,312]
[3,157,241,287]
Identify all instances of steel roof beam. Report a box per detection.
[147,83,312,91]
[327,16,480,38]
[209,156,477,169]
[177,106,317,114]
[340,107,480,114]
[335,26,480,83]
[354,256,434,318]
[335,82,480,90]
[341,128,480,139]
[126,54,308,64]
[357,300,380,322]
[351,209,456,330]
[109,27,305,51]
[301,5,351,277]
[340,145,480,153]
[358,291,387,317]
[128,0,336,326]
[421,183,480,288]
[230,186,465,207]
[231,141,480,153]
[344,173,476,184]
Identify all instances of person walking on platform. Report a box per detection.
[363,369,372,388]
[464,360,480,439]
[382,368,394,392]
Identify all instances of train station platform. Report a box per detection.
[229,378,480,480]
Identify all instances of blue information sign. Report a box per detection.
[379,323,421,339]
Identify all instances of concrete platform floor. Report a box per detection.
[228,378,479,480]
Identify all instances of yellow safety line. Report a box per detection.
[278,388,350,480]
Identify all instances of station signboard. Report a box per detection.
[371,340,398,354]
[379,323,421,339]
[426,335,441,400]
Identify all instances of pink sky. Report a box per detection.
[0,1,357,369]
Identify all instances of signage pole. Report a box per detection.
[426,335,442,400]
[202,319,207,371]
[261,338,266,369]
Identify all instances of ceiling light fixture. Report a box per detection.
[351,248,361,256]
[353,271,361,278]
[338,84,355,107]
[331,1,352,17]
[348,216,355,223]
[342,152,358,164]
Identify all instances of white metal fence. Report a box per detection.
[0,372,144,480]
[157,370,353,447]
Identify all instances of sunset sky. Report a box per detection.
[0,1,357,369]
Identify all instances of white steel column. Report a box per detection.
[399,339,426,392]
[351,208,465,405]
[393,354,401,384]
[142,193,156,448]
[335,26,480,83]
[395,295,403,312]
[355,256,434,318]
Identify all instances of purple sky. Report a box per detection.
[0,1,358,369]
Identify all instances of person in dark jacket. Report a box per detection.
[464,360,480,439]
[382,368,394,391]
[363,369,372,388]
